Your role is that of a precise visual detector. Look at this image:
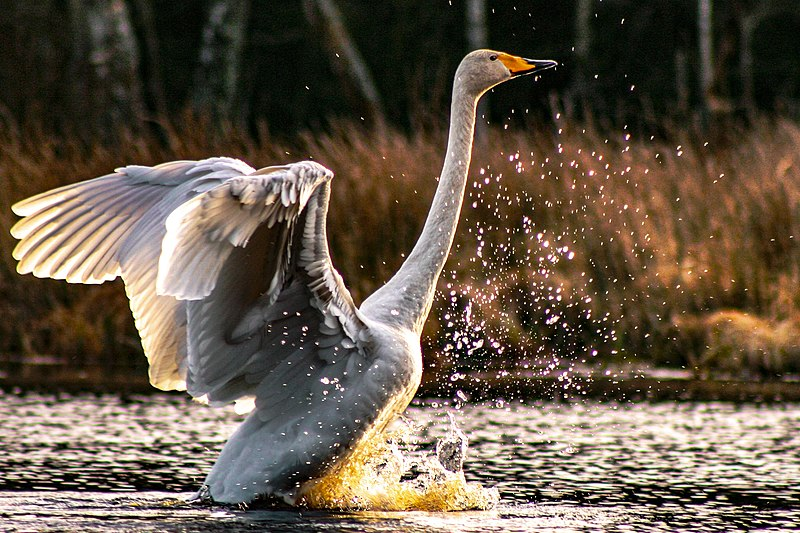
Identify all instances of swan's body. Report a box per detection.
[10,50,556,505]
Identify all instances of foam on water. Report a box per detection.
[299,414,499,511]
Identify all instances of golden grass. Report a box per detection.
[2,115,800,379]
[673,309,800,379]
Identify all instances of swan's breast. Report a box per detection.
[363,324,423,406]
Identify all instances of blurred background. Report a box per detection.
[2,0,800,391]
[0,1,799,134]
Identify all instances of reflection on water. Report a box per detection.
[1,390,799,532]
[0,492,646,532]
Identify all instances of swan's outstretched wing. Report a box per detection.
[11,155,371,394]
[11,157,255,389]
[10,159,236,283]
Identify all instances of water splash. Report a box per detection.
[436,128,661,396]
[298,413,499,511]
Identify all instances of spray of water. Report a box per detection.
[299,414,498,511]
[435,145,618,398]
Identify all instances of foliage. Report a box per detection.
[3,114,800,381]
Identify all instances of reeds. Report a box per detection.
[3,115,800,380]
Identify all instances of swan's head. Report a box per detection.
[456,49,557,97]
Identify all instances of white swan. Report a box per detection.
[10,50,556,505]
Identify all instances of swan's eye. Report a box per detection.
[489,54,498,61]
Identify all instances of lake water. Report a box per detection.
[1,390,798,532]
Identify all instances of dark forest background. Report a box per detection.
[1,1,799,138]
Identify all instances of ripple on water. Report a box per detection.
[1,391,799,531]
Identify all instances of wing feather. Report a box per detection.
[156,163,323,301]
[9,157,258,390]
[11,155,375,440]
[160,162,374,419]
[12,179,165,283]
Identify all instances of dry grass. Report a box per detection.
[3,115,800,380]
[673,309,800,379]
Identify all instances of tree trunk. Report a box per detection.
[466,0,489,139]
[675,48,690,115]
[192,0,251,124]
[465,0,488,51]
[574,0,592,70]
[740,13,756,115]
[304,0,385,123]
[67,0,146,136]
[564,0,592,118]
[129,0,168,119]
[697,0,714,117]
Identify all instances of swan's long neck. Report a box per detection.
[362,81,478,333]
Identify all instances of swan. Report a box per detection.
[10,50,556,505]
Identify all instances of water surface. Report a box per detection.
[1,390,798,531]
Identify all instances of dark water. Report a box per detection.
[1,390,798,532]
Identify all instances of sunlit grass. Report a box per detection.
[2,115,800,381]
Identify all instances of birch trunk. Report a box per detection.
[564,0,592,117]
[698,0,714,116]
[304,0,385,123]
[68,0,146,133]
[192,0,251,123]
[466,0,489,139]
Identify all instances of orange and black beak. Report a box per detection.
[497,53,558,77]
